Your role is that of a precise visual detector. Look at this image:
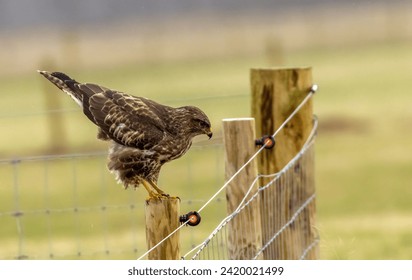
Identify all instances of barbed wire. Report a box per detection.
[137,84,318,260]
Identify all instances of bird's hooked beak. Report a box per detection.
[207,129,213,139]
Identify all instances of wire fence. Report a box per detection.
[0,144,226,260]
[182,117,319,260]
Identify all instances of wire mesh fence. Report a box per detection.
[0,144,227,260]
[183,119,319,260]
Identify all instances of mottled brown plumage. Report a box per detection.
[38,70,212,198]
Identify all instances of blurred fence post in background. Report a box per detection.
[61,30,81,69]
[223,118,263,260]
[264,37,284,66]
[40,59,68,153]
[251,67,318,259]
[145,197,180,260]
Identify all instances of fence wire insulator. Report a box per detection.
[310,84,319,94]
[179,211,201,226]
[255,135,275,149]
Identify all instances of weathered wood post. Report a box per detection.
[223,118,263,260]
[145,197,180,260]
[251,67,318,259]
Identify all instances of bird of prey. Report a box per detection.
[38,71,212,199]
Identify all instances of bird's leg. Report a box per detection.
[148,180,170,197]
[141,180,161,199]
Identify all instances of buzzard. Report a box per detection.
[38,71,212,199]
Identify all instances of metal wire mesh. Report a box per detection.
[0,145,226,259]
[183,122,319,260]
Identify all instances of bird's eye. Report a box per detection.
[198,120,209,128]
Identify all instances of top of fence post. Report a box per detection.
[144,197,181,260]
[251,67,314,173]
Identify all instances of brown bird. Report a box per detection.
[38,71,212,199]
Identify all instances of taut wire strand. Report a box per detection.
[271,84,316,139]
[137,220,189,260]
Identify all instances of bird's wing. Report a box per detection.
[80,83,167,149]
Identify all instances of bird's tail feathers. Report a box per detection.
[38,70,83,106]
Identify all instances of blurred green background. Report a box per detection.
[0,0,411,259]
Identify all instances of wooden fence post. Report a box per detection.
[145,197,180,260]
[251,67,318,259]
[223,118,263,260]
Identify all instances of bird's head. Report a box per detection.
[180,106,212,139]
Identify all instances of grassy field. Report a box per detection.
[1,40,412,259]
